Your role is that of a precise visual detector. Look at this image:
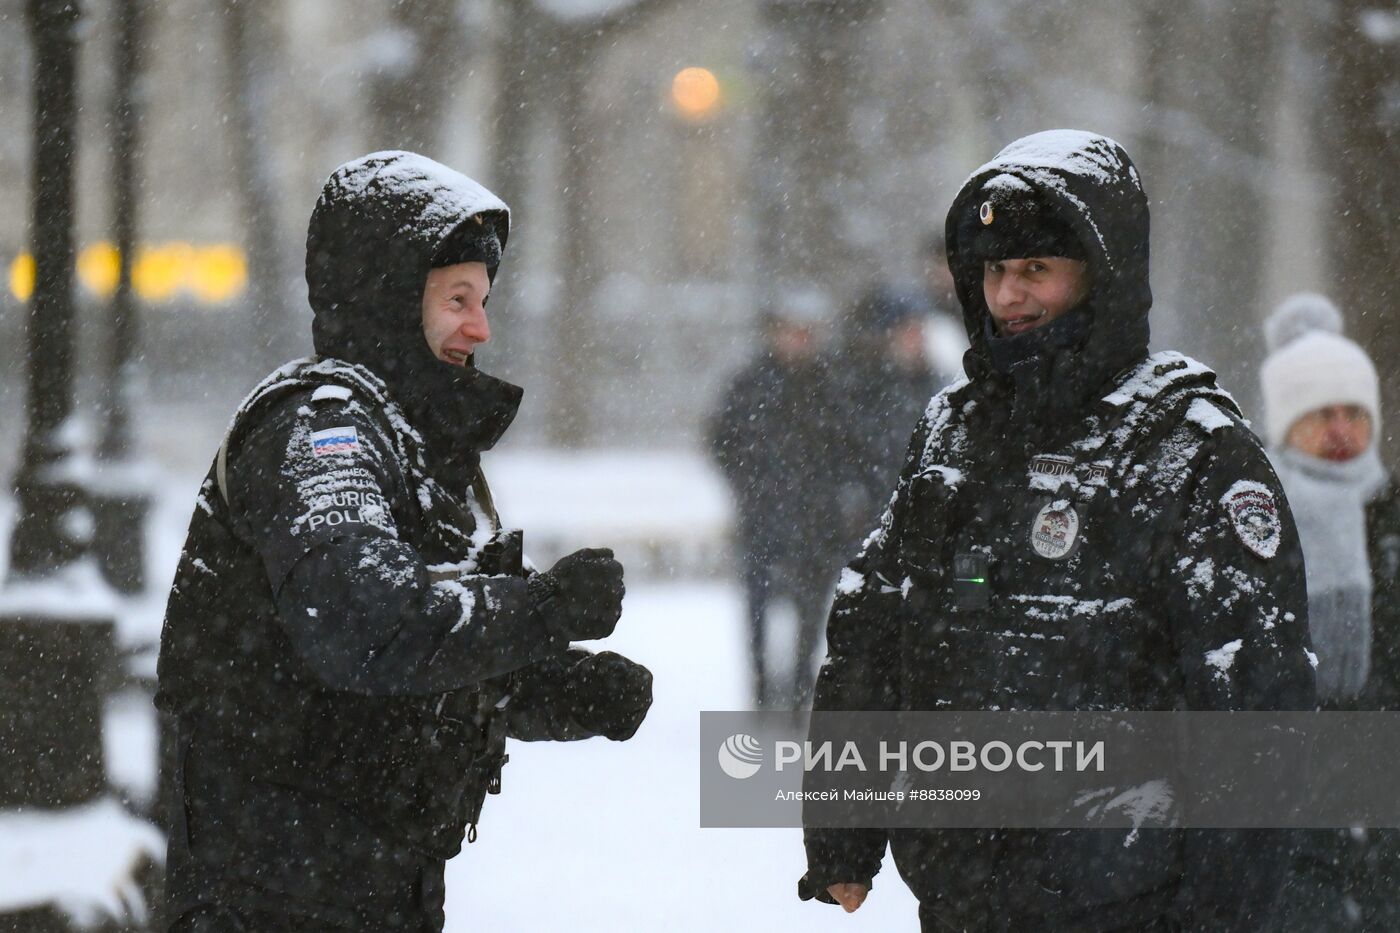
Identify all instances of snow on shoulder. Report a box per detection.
[1100,352,1217,408]
[1185,398,1233,434]
[836,567,866,596]
[311,384,353,403]
[1204,639,1244,681]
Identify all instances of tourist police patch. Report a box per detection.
[1030,500,1079,560]
[1221,480,1281,560]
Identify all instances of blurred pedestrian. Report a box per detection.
[708,287,845,709]
[155,151,652,931]
[1262,292,1400,930]
[921,230,960,317]
[831,283,954,546]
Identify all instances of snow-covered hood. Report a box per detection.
[303,151,521,458]
[306,150,510,362]
[944,130,1152,379]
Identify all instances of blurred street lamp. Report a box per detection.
[671,66,722,121]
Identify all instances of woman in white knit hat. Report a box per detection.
[1264,292,1400,931]
[1261,292,1397,705]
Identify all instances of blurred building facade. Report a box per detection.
[0,0,1391,456]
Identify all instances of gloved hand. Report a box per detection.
[565,651,653,741]
[528,547,625,641]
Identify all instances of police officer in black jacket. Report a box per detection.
[156,151,652,931]
[799,131,1316,932]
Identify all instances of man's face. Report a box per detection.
[982,257,1090,337]
[421,262,491,366]
[1286,405,1373,462]
[769,320,819,363]
[888,317,928,369]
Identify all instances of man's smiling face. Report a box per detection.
[982,256,1091,337]
[421,261,491,365]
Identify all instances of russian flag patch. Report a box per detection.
[310,425,359,457]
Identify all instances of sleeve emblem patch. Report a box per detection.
[1221,480,1281,560]
[310,425,359,457]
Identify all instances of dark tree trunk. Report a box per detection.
[1135,0,1278,412]
[99,0,144,463]
[86,0,152,595]
[482,0,541,382]
[220,0,292,372]
[1330,0,1400,457]
[549,34,601,448]
[752,0,881,299]
[9,0,84,579]
[367,0,464,155]
[525,0,677,446]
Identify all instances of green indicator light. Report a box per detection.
[955,577,987,584]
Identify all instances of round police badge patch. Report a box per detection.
[1221,480,1281,560]
[1030,501,1079,560]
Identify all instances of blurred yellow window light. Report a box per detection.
[9,242,248,304]
[133,242,192,302]
[77,241,121,297]
[9,252,34,301]
[189,244,248,304]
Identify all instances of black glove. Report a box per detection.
[565,651,653,741]
[528,547,625,641]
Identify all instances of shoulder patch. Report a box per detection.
[311,384,353,403]
[1221,480,1281,559]
[310,425,360,457]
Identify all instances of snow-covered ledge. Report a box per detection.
[0,798,164,928]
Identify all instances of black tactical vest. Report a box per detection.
[157,359,517,857]
[894,352,1241,713]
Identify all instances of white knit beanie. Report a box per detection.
[1259,293,1380,448]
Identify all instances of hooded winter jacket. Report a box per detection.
[801,132,1316,931]
[156,153,602,925]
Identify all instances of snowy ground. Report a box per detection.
[0,448,920,930]
[444,580,918,932]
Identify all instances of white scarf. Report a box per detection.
[1271,446,1388,703]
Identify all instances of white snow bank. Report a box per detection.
[533,0,645,21]
[1360,9,1400,43]
[484,448,731,577]
[0,798,163,927]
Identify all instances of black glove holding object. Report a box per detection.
[565,650,653,741]
[528,547,625,641]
